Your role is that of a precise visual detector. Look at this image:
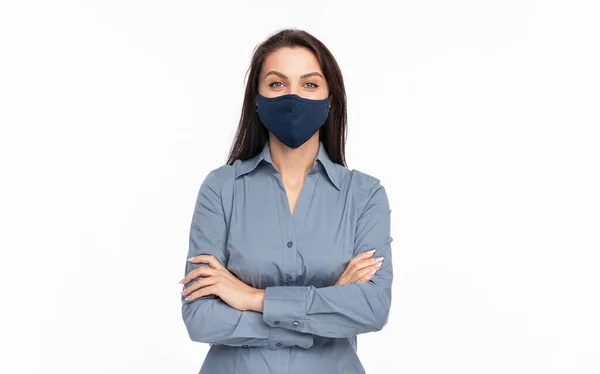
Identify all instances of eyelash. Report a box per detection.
[268,81,319,89]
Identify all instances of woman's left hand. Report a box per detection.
[180,255,265,312]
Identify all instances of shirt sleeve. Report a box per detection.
[261,178,393,338]
[181,170,314,349]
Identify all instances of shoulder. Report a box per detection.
[200,164,236,191]
[346,168,385,195]
[346,168,390,212]
[209,164,236,186]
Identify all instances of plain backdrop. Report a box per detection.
[1,1,599,373]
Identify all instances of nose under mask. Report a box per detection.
[256,93,330,149]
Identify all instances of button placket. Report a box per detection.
[284,224,297,284]
[273,173,298,286]
[278,211,296,284]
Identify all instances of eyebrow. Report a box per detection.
[264,70,324,80]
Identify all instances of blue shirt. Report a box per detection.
[181,139,394,374]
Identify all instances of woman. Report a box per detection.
[180,28,393,374]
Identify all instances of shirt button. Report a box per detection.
[274,320,280,325]
[292,321,299,328]
[276,342,282,347]
[287,241,293,248]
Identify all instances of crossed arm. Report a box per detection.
[181,170,393,349]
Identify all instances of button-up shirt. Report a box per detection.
[181,139,393,374]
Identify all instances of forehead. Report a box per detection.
[260,47,323,77]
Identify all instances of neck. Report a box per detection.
[269,133,319,186]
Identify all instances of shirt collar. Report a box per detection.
[234,140,342,191]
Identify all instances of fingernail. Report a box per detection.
[368,249,377,254]
[184,296,191,301]
[375,257,384,262]
[187,257,195,262]
[369,269,377,275]
[179,279,184,284]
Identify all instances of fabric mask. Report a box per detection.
[256,93,330,149]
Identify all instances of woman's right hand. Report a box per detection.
[334,249,384,285]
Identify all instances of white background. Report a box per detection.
[1,1,599,373]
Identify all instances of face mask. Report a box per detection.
[256,93,330,149]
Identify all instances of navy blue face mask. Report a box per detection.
[256,93,330,149]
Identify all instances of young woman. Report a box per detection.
[180,28,393,374]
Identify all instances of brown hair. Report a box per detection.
[225,28,348,167]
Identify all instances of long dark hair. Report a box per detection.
[225,28,348,167]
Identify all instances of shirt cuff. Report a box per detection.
[262,286,308,331]
[268,325,313,349]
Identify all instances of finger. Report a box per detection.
[358,270,377,282]
[187,254,225,269]
[358,249,377,258]
[180,266,216,285]
[185,284,218,301]
[350,256,383,274]
[338,251,376,285]
[347,249,376,267]
[348,256,381,276]
[181,276,218,297]
[335,274,348,286]
[355,262,382,282]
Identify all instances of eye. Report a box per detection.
[304,82,319,89]
[268,81,284,88]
